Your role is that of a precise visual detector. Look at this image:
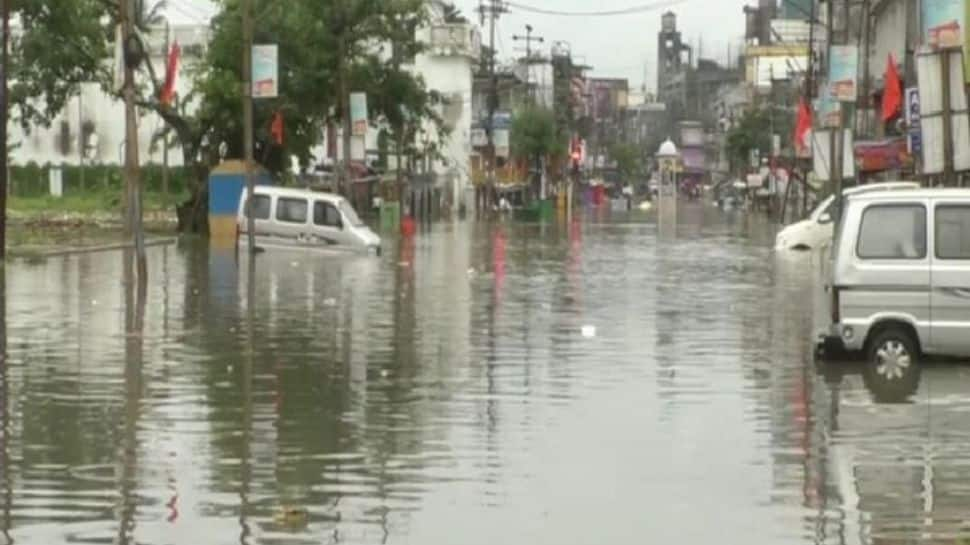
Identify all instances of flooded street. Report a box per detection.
[1,205,969,544]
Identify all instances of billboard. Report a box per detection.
[252,45,278,98]
[828,46,859,102]
[350,92,368,136]
[923,0,964,50]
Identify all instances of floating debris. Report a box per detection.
[581,325,597,338]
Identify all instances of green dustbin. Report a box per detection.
[380,202,401,231]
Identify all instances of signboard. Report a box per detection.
[471,128,487,147]
[916,49,970,174]
[252,45,278,98]
[828,46,859,102]
[350,92,368,136]
[811,129,856,181]
[815,95,843,128]
[905,87,923,155]
[854,138,910,172]
[922,0,964,50]
[494,129,510,158]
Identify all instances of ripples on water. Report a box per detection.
[0,205,967,544]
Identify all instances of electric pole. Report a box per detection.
[242,0,256,254]
[120,0,147,279]
[513,24,544,103]
[0,0,8,261]
[480,0,506,211]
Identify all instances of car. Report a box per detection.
[819,188,970,401]
[775,182,919,251]
[237,186,382,255]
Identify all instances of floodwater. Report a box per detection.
[0,204,968,544]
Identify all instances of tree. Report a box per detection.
[12,0,445,232]
[510,106,565,163]
[724,108,772,173]
[441,2,467,23]
[608,142,641,180]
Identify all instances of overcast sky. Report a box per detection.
[167,0,751,94]
[457,0,751,93]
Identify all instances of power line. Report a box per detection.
[504,0,687,17]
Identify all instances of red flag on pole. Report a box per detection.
[793,97,812,154]
[160,42,181,106]
[882,53,902,122]
[270,111,284,146]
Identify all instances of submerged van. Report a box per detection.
[775,182,918,251]
[237,187,381,254]
[821,188,970,400]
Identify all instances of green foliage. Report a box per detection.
[725,109,772,172]
[608,142,641,179]
[511,106,566,161]
[14,0,446,231]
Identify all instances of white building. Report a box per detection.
[320,1,481,215]
[10,23,210,168]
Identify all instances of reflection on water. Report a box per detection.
[0,207,968,544]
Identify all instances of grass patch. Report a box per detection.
[9,190,186,215]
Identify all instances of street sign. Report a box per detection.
[350,92,368,136]
[828,46,859,102]
[905,87,922,155]
[252,45,278,98]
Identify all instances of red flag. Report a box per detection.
[270,111,284,146]
[793,97,812,154]
[882,53,902,122]
[160,42,181,106]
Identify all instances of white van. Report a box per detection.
[237,187,381,254]
[775,182,918,251]
[820,188,970,400]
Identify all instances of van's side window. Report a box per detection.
[245,194,272,220]
[857,204,926,259]
[936,206,970,259]
[277,198,308,224]
[314,201,342,228]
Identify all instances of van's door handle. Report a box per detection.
[941,287,970,299]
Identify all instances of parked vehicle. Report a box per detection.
[775,182,919,251]
[819,188,970,400]
[237,187,381,255]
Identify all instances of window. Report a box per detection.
[314,201,342,228]
[245,194,272,220]
[936,206,970,259]
[857,204,926,259]
[276,197,308,224]
[338,200,364,227]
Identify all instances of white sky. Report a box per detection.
[166,0,752,94]
[458,0,751,93]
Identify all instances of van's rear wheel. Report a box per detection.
[863,328,921,402]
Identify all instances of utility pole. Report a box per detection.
[120,0,147,279]
[162,20,170,202]
[513,24,544,103]
[0,0,8,261]
[481,0,506,212]
[242,0,256,254]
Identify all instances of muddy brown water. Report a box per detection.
[0,205,967,544]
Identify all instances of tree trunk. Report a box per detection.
[176,147,210,234]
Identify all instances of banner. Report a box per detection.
[350,92,368,136]
[815,95,843,128]
[252,45,278,98]
[923,0,964,50]
[828,46,859,102]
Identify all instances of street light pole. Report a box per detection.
[242,0,256,254]
[0,0,8,261]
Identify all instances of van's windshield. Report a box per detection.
[339,200,365,227]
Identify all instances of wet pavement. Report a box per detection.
[0,203,969,544]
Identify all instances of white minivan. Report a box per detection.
[820,188,970,401]
[237,187,381,254]
[775,182,918,251]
